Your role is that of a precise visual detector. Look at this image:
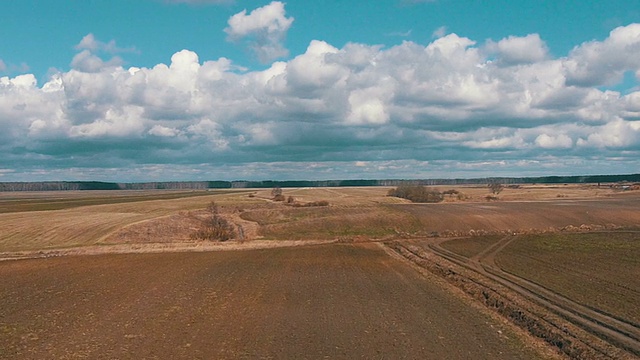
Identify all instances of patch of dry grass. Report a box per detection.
[0,191,254,252]
[241,205,419,240]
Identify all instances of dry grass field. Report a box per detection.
[0,190,251,252]
[1,184,639,359]
[238,185,640,241]
[2,184,636,252]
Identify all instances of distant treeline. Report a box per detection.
[1,174,639,192]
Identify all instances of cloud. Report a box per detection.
[70,34,138,73]
[485,33,549,65]
[1,24,640,180]
[0,59,29,74]
[75,33,137,54]
[71,50,123,73]
[564,23,640,87]
[535,133,573,149]
[432,26,447,39]
[224,1,294,62]
[386,30,412,37]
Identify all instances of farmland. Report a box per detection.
[402,229,640,358]
[1,184,639,359]
[0,243,549,359]
[495,232,640,325]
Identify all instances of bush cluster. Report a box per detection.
[283,195,330,207]
[191,201,236,241]
[290,200,330,207]
[387,185,444,203]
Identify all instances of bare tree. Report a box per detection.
[191,201,236,241]
[271,187,285,201]
[488,182,504,195]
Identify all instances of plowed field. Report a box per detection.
[0,243,548,359]
[495,232,640,325]
[390,197,640,234]
[407,230,640,358]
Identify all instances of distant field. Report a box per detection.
[0,190,245,213]
[0,190,251,252]
[2,185,640,252]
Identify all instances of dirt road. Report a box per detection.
[0,243,546,359]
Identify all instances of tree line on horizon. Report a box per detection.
[1,174,639,192]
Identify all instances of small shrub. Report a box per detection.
[273,194,286,202]
[388,185,444,203]
[271,187,283,198]
[488,182,504,194]
[443,189,459,197]
[287,196,295,204]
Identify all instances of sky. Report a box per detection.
[1,0,640,182]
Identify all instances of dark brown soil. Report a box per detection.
[1,243,546,359]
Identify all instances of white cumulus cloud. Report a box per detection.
[486,34,549,65]
[1,24,640,180]
[432,26,447,39]
[70,34,136,73]
[564,23,640,87]
[224,1,294,62]
[535,133,573,149]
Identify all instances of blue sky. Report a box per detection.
[4,1,638,79]
[1,0,640,181]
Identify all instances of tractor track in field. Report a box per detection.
[388,236,640,359]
